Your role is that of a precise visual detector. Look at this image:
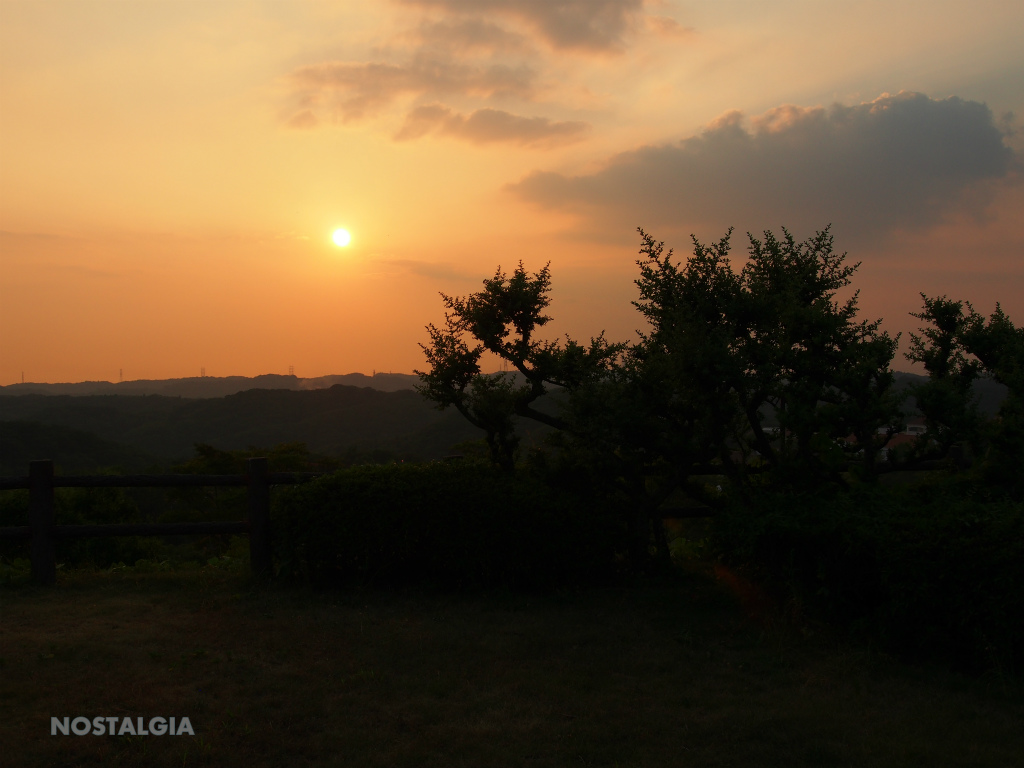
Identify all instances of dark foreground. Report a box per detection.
[1,564,1022,768]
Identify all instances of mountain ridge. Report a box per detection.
[0,384,484,463]
[0,372,419,399]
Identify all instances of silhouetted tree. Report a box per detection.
[415,263,622,469]
[909,297,1024,491]
[626,226,903,492]
[417,228,905,568]
[906,295,985,455]
[961,304,1024,490]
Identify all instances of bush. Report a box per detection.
[0,486,159,569]
[712,480,1024,673]
[272,461,621,589]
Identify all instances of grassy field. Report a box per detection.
[1,561,1022,768]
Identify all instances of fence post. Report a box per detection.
[247,458,272,579]
[29,460,56,585]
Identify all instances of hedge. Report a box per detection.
[712,480,1024,673]
[272,461,622,589]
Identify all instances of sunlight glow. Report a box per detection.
[332,228,351,247]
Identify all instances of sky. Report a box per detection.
[1,0,1022,384]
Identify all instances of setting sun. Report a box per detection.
[332,228,351,247]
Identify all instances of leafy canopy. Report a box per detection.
[418,227,903,493]
[416,262,622,468]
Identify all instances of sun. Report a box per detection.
[332,228,351,247]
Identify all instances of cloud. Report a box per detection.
[397,0,644,52]
[284,0,662,130]
[646,16,695,39]
[407,18,531,54]
[383,258,470,281]
[288,55,535,122]
[395,104,589,146]
[507,92,1017,242]
[287,110,318,129]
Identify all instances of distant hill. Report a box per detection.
[0,372,419,399]
[3,370,1006,412]
[0,421,159,475]
[0,371,1007,472]
[0,385,484,466]
[299,373,418,393]
[892,371,1007,417]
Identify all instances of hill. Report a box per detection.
[0,421,159,475]
[0,372,418,399]
[0,371,1006,473]
[0,385,481,465]
[892,371,1007,417]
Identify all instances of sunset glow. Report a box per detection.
[1,1,1022,384]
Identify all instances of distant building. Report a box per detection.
[837,415,929,460]
[878,415,926,437]
[877,416,928,459]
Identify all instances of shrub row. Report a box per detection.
[0,485,244,569]
[0,487,161,568]
[712,480,1024,673]
[272,461,622,589]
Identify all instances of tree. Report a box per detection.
[417,227,905,568]
[909,297,1024,490]
[905,295,984,455]
[628,226,903,491]
[415,262,623,469]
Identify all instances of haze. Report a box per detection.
[2,0,1022,383]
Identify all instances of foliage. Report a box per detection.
[0,485,159,569]
[908,297,1024,493]
[0,442,341,570]
[167,442,338,525]
[906,295,985,454]
[416,263,623,468]
[418,228,904,490]
[627,226,903,490]
[273,461,622,588]
[712,480,1024,672]
[416,227,905,571]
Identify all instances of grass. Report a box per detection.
[1,561,1022,767]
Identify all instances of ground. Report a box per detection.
[1,563,1022,767]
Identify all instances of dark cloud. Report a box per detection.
[409,18,531,54]
[395,104,589,146]
[288,55,534,122]
[508,92,1017,242]
[284,0,654,129]
[398,0,644,52]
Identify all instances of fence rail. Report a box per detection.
[0,459,323,585]
[2,453,962,587]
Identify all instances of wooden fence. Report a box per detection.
[0,458,322,585]
[1,452,964,587]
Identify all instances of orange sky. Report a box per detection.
[2,0,1022,384]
